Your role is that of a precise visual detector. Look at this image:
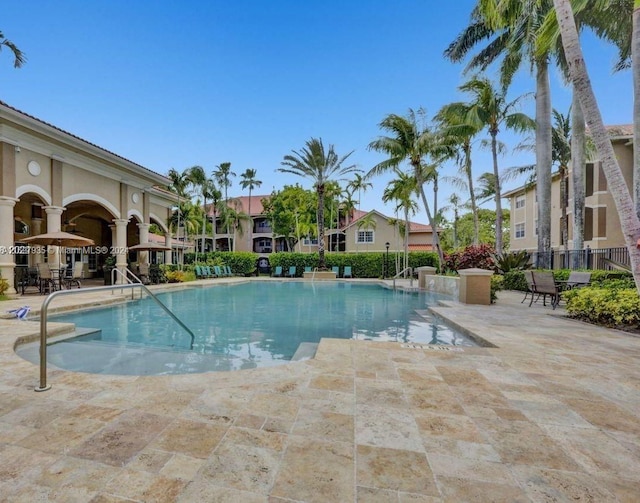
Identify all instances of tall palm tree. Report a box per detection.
[278,138,358,269]
[550,109,572,255]
[445,0,555,266]
[455,76,534,253]
[383,169,419,277]
[167,168,191,266]
[355,212,377,255]
[346,173,373,221]
[368,109,450,269]
[186,165,215,254]
[435,100,482,245]
[213,162,236,251]
[240,168,262,252]
[553,0,640,292]
[0,31,25,68]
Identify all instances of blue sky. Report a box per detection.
[1,1,633,224]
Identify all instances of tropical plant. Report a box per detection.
[278,138,358,269]
[240,168,262,252]
[444,243,496,272]
[355,212,377,254]
[346,173,372,218]
[491,250,531,274]
[0,31,25,68]
[186,165,216,254]
[368,108,450,269]
[382,169,419,277]
[261,185,317,252]
[553,0,640,293]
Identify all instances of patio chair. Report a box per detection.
[213,265,223,277]
[64,262,84,289]
[37,263,58,294]
[343,266,353,278]
[304,266,312,273]
[286,266,297,278]
[332,266,340,277]
[272,265,283,277]
[223,265,233,276]
[530,271,561,309]
[203,266,214,278]
[564,271,591,290]
[138,263,150,285]
[521,270,536,304]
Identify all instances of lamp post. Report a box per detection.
[385,242,390,279]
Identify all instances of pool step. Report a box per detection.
[291,342,318,361]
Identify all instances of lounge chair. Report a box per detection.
[224,265,233,276]
[64,262,84,289]
[343,266,353,278]
[530,271,561,309]
[194,265,203,279]
[213,265,223,277]
[304,266,312,273]
[332,266,340,277]
[286,266,297,278]
[272,265,283,277]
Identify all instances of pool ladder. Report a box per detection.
[35,268,195,392]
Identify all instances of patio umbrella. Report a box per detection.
[128,242,171,251]
[21,231,95,248]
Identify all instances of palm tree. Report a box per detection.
[214,162,236,251]
[383,169,419,277]
[455,76,534,253]
[445,0,555,266]
[0,31,26,68]
[367,109,450,270]
[553,0,640,292]
[186,165,216,254]
[240,168,262,252]
[435,100,482,245]
[550,109,572,255]
[346,173,373,221]
[278,138,358,270]
[167,168,191,266]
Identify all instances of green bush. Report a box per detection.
[490,274,504,304]
[267,251,438,278]
[0,272,8,297]
[564,286,640,328]
[184,251,258,276]
[502,270,528,291]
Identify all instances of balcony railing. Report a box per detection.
[531,247,630,270]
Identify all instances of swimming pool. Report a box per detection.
[17,282,476,375]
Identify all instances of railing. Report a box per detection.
[35,278,195,392]
[392,267,414,290]
[531,247,630,271]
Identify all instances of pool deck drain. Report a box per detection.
[0,279,638,501]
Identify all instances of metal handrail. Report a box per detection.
[35,281,195,392]
[392,267,414,290]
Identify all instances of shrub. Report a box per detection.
[444,244,495,272]
[184,251,258,276]
[502,270,528,291]
[564,286,640,328]
[490,274,504,304]
[492,250,531,273]
[164,270,189,283]
[0,272,8,297]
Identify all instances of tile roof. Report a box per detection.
[408,243,434,251]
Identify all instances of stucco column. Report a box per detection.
[164,234,172,265]
[31,218,44,265]
[0,197,18,294]
[113,219,129,284]
[43,206,64,267]
[137,222,150,265]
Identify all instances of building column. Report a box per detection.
[43,206,65,267]
[30,217,44,265]
[113,219,129,284]
[0,197,18,294]
[137,222,150,265]
[165,234,172,265]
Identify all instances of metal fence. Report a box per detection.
[531,247,630,271]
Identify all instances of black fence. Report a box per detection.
[531,247,630,271]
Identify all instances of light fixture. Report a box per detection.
[14,145,20,153]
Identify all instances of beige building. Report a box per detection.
[200,197,437,255]
[1,100,176,293]
[504,125,633,257]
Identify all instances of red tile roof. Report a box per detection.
[408,243,434,251]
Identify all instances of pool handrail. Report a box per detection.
[392,267,414,290]
[35,280,195,392]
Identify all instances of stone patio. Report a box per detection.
[0,279,638,502]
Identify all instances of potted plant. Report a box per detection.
[103,255,116,285]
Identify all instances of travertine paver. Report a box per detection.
[0,280,638,501]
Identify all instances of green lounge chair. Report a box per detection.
[343,266,353,278]
[272,266,283,277]
[224,265,233,276]
[332,266,339,277]
[286,266,296,278]
[194,265,203,279]
[304,266,312,273]
[213,265,223,277]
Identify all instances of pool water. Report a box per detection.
[18,282,476,375]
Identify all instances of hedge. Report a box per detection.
[184,251,258,276]
[564,286,640,328]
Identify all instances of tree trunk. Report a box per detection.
[571,91,585,267]
[403,208,409,278]
[536,58,553,268]
[414,163,444,270]
[464,143,480,245]
[247,190,253,253]
[317,185,326,269]
[491,130,503,253]
[432,174,439,252]
[634,2,640,219]
[560,166,568,255]
[555,0,640,293]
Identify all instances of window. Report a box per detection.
[534,219,538,236]
[302,237,318,245]
[584,207,594,241]
[515,223,525,239]
[356,230,374,243]
[586,163,594,197]
[596,207,607,238]
[515,195,525,209]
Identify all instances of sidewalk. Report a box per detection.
[0,284,637,501]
